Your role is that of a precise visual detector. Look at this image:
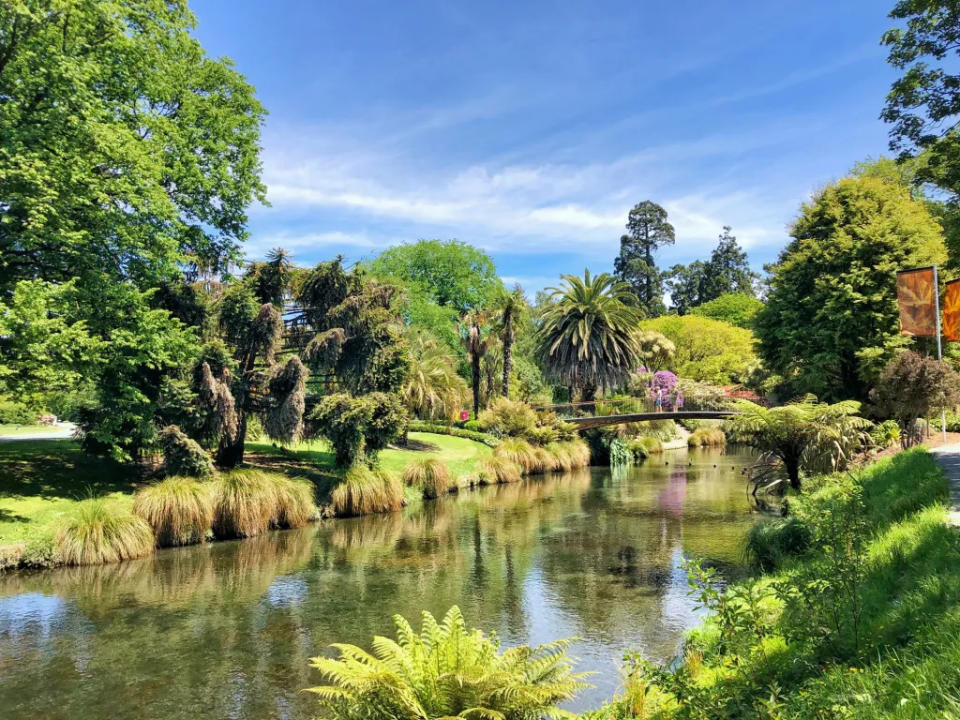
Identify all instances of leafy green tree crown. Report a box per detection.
[614,201,675,316]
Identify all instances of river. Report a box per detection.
[0,447,759,719]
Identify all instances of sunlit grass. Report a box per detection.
[55,498,154,565]
[133,476,213,547]
[331,466,404,517]
[401,458,453,498]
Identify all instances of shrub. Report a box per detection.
[402,458,452,498]
[871,419,901,449]
[331,466,404,516]
[210,470,277,538]
[609,437,633,466]
[494,438,539,473]
[525,425,559,446]
[310,392,407,467]
[627,435,663,460]
[407,420,500,447]
[688,427,727,447]
[306,606,589,720]
[56,499,155,565]
[744,515,812,571]
[545,442,574,471]
[159,425,214,477]
[463,419,482,432]
[477,457,522,485]
[0,398,34,425]
[477,397,538,438]
[272,476,316,528]
[133,476,214,547]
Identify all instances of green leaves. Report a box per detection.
[307,606,591,720]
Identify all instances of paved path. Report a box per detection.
[929,442,960,526]
[0,423,76,442]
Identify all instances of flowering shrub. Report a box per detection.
[652,371,678,392]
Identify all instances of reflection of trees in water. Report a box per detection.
[0,456,755,720]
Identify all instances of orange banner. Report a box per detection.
[897,267,937,337]
[944,279,960,342]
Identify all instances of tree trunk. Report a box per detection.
[217,411,247,468]
[472,355,481,418]
[785,456,801,492]
[502,308,513,398]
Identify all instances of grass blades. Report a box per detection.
[272,475,317,529]
[477,457,523,485]
[133,476,213,547]
[688,427,727,448]
[494,438,539,473]
[55,498,155,565]
[401,458,452,499]
[332,466,405,517]
[209,470,278,539]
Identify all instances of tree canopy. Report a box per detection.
[639,315,758,386]
[689,293,764,329]
[613,201,675,316]
[666,227,757,314]
[755,176,947,402]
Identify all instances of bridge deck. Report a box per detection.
[566,410,735,429]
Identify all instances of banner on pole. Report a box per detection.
[897,267,938,337]
[944,279,960,342]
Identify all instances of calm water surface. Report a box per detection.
[0,448,759,719]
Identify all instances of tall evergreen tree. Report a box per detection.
[613,201,675,316]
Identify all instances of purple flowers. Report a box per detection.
[652,370,678,392]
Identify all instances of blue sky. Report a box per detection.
[192,0,901,292]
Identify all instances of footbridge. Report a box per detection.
[535,398,737,429]
[564,410,736,430]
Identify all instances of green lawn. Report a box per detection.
[0,432,494,568]
[0,424,69,437]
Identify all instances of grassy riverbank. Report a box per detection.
[594,447,959,719]
[0,432,496,569]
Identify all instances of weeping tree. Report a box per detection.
[537,270,642,400]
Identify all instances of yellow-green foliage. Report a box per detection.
[478,397,538,437]
[55,499,155,566]
[627,435,663,459]
[210,470,277,539]
[639,314,757,385]
[272,476,316,528]
[494,438,539,473]
[306,606,590,720]
[401,458,452,499]
[545,442,574,472]
[133,476,213,547]
[532,446,553,472]
[332,466,404,517]
[687,427,727,448]
[476,457,523,485]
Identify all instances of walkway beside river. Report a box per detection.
[929,442,960,527]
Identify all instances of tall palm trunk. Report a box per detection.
[502,306,514,398]
[472,354,481,418]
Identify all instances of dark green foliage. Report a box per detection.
[263,356,308,444]
[159,425,214,478]
[666,227,758,314]
[0,398,33,425]
[613,201,675,316]
[745,516,812,571]
[311,392,407,467]
[246,249,294,306]
[755,177,947,401]
[869,350,960,446]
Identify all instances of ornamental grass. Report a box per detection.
[476,456,523,485]
[401,458,453,499]
[332,466,404,517]
[210,470,278,539]
[56,498,155,566]
[133,476,214,547]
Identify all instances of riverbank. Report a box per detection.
[0,432,497,571]
[593,446,959,719]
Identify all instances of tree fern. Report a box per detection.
[306,606,591,720]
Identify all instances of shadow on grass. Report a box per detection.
[0,440,140,500]
[244,441,342,501]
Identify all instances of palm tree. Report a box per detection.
[729,396,872,491]
[537,270,642,399]
[306,606,590,720]
[495,284,527,398]
[461,309,491,417]
[402,332,469,421]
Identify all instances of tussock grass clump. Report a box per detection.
[544,443,573,472]
[133,476,213,547]
[532,446,554,472]
[565,438,591,467]
[477,457,522,485]
[210,470,277,539]
[401,458,452,499]
[688,427,727,448]
[56,499,155,566]
[332,466,404,517]
[272,475,317,529]
[627,435,663,459]
[494,438,539,473]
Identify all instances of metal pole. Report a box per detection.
[935,264,947,442]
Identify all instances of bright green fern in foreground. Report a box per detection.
[306,606,591,720]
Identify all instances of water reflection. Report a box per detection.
[0,448,758,719]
